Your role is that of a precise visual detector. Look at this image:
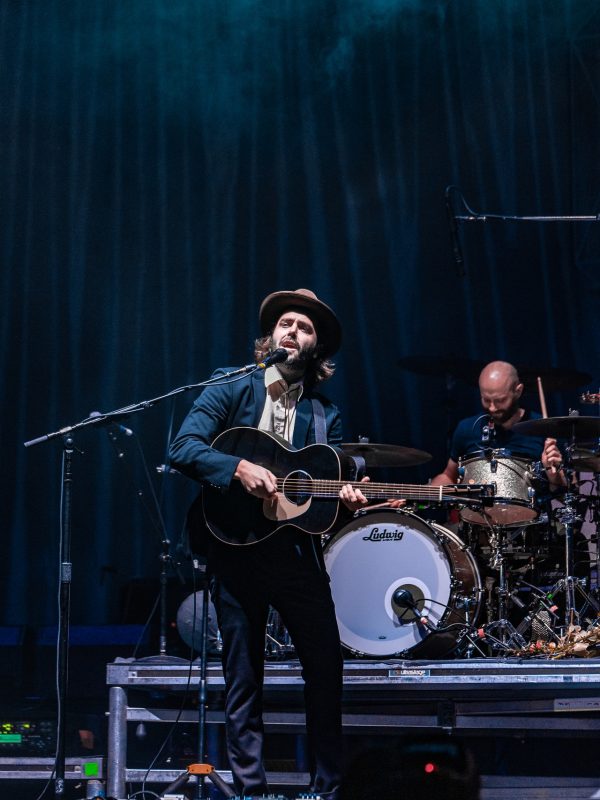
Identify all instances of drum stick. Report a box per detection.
[537,376,548,419]
[537,376,556,473]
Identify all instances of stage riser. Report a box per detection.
[105,658,600,799]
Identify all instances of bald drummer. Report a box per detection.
[431,361,565,488]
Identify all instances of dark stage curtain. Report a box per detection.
[1,0,598,628]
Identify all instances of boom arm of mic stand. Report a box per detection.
[23,365,263,448]
[454,213,600,223]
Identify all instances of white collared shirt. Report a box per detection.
[258,365,304,443]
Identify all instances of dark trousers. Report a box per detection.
[208,531,344,797]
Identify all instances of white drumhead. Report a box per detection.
[324,510,453,656]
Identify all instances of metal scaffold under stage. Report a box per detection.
[106,656,600,799]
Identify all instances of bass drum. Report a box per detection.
[324,509,481,659]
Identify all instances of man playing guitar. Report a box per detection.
[169,288,367,800]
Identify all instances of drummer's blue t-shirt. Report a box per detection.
[449,410,546,463]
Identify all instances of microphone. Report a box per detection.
[256,348,288,370]
[89,410,134,437]
[445,188,465,277]
[392,588,417,609]
[220,348,290,378]
[482,417,495,445]
[392,587,432,629]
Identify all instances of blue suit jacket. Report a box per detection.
[169,367,344,491]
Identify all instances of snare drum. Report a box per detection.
[324,509,481,659]
[459,451,537,527]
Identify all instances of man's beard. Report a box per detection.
[276,342,318,381]
[491,402,519,425]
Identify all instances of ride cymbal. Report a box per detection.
[512,416,600,440]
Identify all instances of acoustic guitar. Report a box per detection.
[202,427,494,545]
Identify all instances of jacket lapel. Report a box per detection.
[251,371,267,427]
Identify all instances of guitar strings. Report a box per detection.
[270,478,485,499]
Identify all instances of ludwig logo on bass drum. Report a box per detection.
[362,526,405,542]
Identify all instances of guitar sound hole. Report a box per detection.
[282,470,312,505]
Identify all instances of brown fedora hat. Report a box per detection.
[259,288,342,357]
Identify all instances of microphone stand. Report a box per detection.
[447,185,600,224]
[23,361,269,799]
[156,573,236,800]
[444,185,600,276]
[55,434,74,798]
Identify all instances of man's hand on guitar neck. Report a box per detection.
[234,459,279,499]
[339,476,407,512]
[339,476,371,512]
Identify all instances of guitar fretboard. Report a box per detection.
[274,478,482,500]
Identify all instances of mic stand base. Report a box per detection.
[158,763,235,800]
[134,654,190,665]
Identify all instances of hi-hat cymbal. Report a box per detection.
[397,356,592,392]
[513,416,600,440]
[571,449,600,472]
[340,442,432,468]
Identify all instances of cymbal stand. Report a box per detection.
[482,526,527,650]
[550,465,600,628]
[458,594,487,658]
[594,476,600,599]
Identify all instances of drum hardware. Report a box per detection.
[510,581,560,644]
[471,520,544,651]
[264,608,295,658]
[458,595,488,658]
[479,619,528,652]
[571,448,600,473]
[549,484,600,628]
[513,413,600,628]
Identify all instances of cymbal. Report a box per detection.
[571,449,600,473]
[397,356,592,391]
[340,442,432,468]
[512,416,600,440]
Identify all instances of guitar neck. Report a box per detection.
[274,478,486,500]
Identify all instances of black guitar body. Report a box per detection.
[202,427,347,545]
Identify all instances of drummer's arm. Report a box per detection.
[541,437,568,488]
[430,458,460,486]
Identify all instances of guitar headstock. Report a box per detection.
[581,391,600,405]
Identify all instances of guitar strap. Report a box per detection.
[311,397,365,479]
[310,398,327,444]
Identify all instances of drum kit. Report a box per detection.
[323,382,600,661]
[176,361,599,662]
